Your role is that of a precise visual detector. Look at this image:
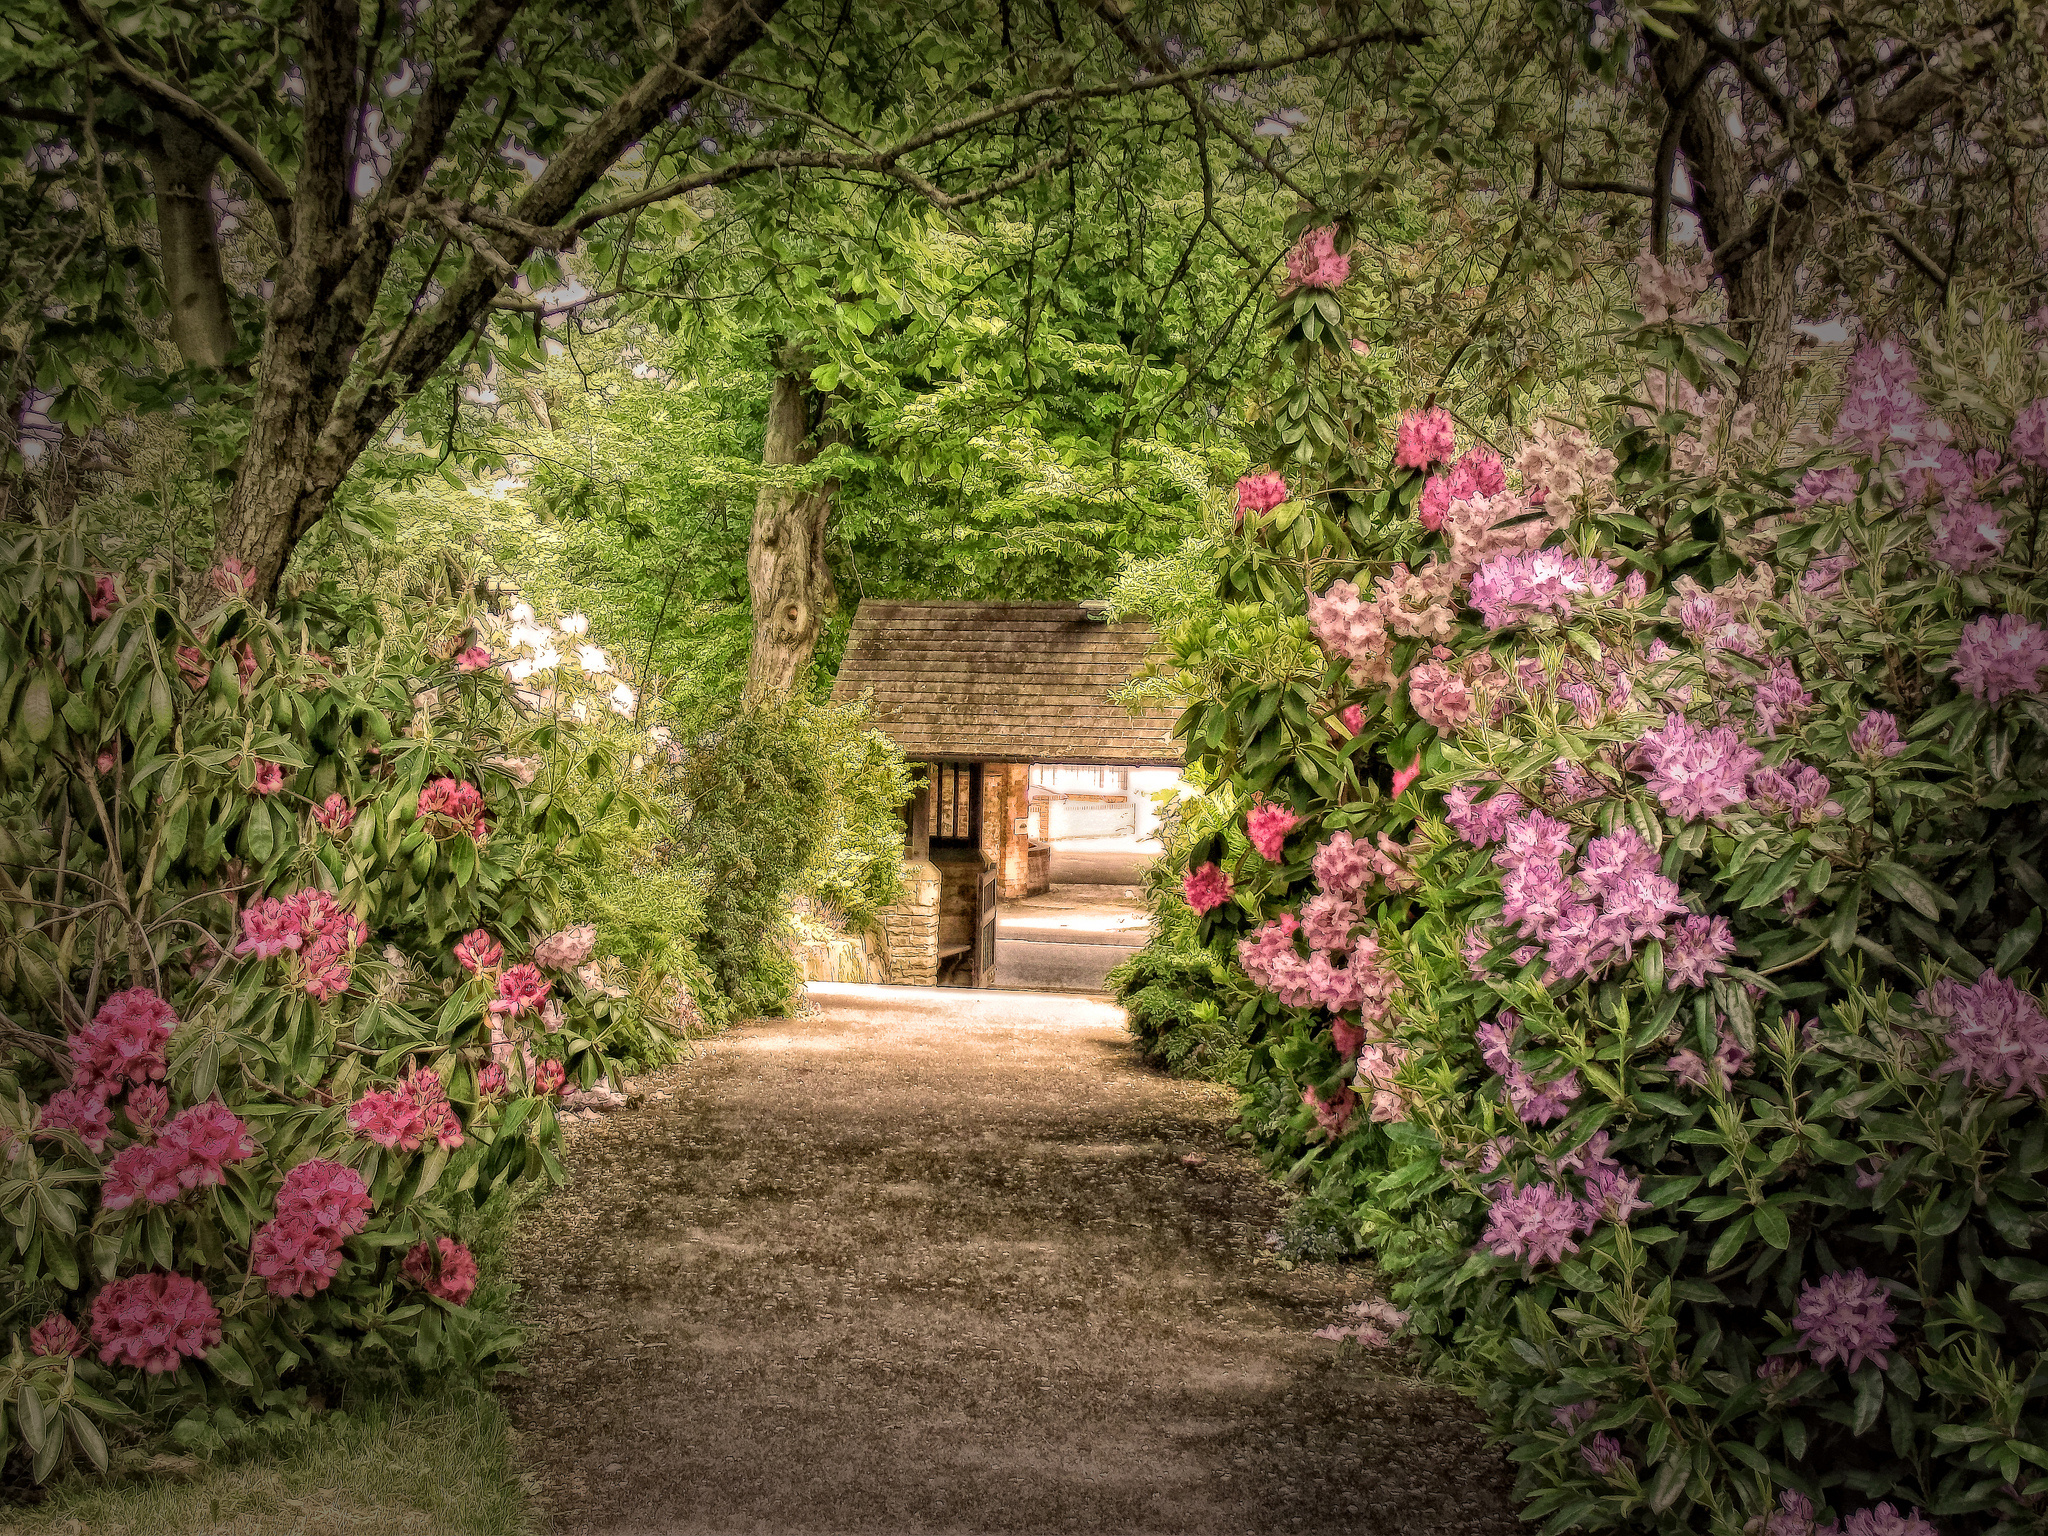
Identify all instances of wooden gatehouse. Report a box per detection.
[829,600,1182,987]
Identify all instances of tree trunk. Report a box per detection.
[145,120,237,371]
[743,370,839,705]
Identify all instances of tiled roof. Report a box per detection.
[829,601,1182,765]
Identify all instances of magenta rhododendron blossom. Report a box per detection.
[416,777,487,839]
[1183,862,1234,914]
[476,1062,508,1098]
[404,1236,480,1305]
[1302,1083,1358,1139]
[90,1272,222,1374]
[1394,407,1456,471]
[1635,716,1760,821]
[454,929,504,974]
[1551,1400,1597,1431]
[1834,337,1943,460]
[1921,970,2048,1099]
[491,963,551,1019]
[1663,915,1736,991]
[1339,703,1366,734]
[1752,659,1813,738]
[349,1066,464,1153]
[1794,1268,1897,1372]
[1235,472,1290,517]
[1480,1180,1585,1265]
[29,1312,86,1359]
[250,759,287,795]
[276,1158,373,1234]
[88,573,121,621]
[1283,226,1349,291]
[72,986,176,1094]
[532,924,598,971]
[1389,754,1422,798]
[251,1158,374,1298]
[1793,465,1860,509]
[125,1082,169,1136]
[208,559,257,598]
[531,1059,567,1097]
[1580,1434,1630,1477]
[1750,763,1840,825]
[312,793,356,835]
[1949,613,2048,702]
[2013,398,2048,470]
[1765,1491,1834,1536]
[454,646,493,672]
[1245,797,1301,862]
[102,1103,258,1210]
[37,1088,114,1153]
[1506,1064,1579,1125]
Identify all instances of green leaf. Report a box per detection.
[1868,859,1949,921]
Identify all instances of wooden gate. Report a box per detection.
[972,862,998,986]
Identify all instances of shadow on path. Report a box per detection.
[506,985,1517,1536]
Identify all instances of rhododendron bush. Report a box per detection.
[0,533,646,1478]
[1139,225,2048,1531]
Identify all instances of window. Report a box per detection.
[929,763,980,845]
[1029,765,1128,792]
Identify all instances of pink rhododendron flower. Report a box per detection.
[1950,613,2048,702]
[157,1101,258,1190]
[403,1236,480,1305]
[1238,915,1313,1007]
[276,1158,373,1235]
[455,646,493,672]
[72,986,177,1094]
[1388,754,1422,798]
[1480,1180,1585,1265]
[1928,502,2007,572]
[1394,407,1456,471]
[1283,226,1349,291]
[1407,662,1474,729]
[1834,337,1941,461]
[251,1159,374,1298]
[1306,579,1392,683]
[1752,659,1813,738]
[1635,716,1760,821]
[37,1088,114,1153]
[532,924,598,971]
[349,1067,463,1153]
[1182,862,1233,915]
[1764,1491,1836,1536]
[1245,797,1300,862]
[1794,1268,1897,1372]
[454,929,504,974]
[125,1082,170,1136]
[1664,914,1736,990]
[1235,472,1290,518]
[91,1272,221,1374]
[1339,703,1365,735]
[208,559,257,598]
[1467,548,1618,629]
[1506,1064,1579,1125]
[1300,891,1358,953]
[1850,708,1905,759]
[476,1063,508,1099]
[1302,1083,1357,1139]
[89,573,121,621]
[531,1059,567,1097]
[2013,398,2048,470]
[312,793,356,835]
[29,1312,87,1359]
[417,777,488,839]
[1921,970,2048,1099]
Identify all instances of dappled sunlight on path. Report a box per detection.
[506,984,1515,1535]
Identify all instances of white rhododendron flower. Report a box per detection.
[528,646,562,672]
[609,681,638,717]
[507,622,550,653]
[508,601,535,623]
[578,645,610,675]
[506,658,536,683]
[559,613,590,637]
[569,699,589,722]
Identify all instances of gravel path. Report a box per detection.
[505,984,1516,1536]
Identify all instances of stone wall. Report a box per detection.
[879,857,940,986]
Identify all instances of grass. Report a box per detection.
[0,1384,535,1536]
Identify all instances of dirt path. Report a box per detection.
[505,984,1517,1536]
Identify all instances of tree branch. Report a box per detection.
[55,0,292,226]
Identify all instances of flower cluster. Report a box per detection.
[1949,613,2048,703]
[403,1235,480,1305]
[101,1101,259,1210]
[1236,472,1289,519]
[1246,797,1300,862]
[532,924,598,971]
[1466,549,1619,631]
[1478,813,1689,987]
[1632,250,1712,325]
[1417,446,1505,531]
[1634,716,1761,822]
[251,1159,373,1298]
[490,963,551,1019]
[70,987,176,1095]
[1183,862,1234,915]
[1283,226,1349,292]
[29,1312,86,1358]
[1921,970,2048,1100]
[37,1088,115,1153]
[1793,1269,1897,1372]
[454,929,505,973]
[312,792,356,835]
[1394,407,1457,471]
[347,1065,464,1153]
[235,889,366,1001]
[90,1271,222,1374]
[417,777,488,839]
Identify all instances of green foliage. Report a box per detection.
[0,520,641,1481]
[1139,226,2048,1533]
[798,706,914,935]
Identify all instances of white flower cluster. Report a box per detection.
[480,601,640,719]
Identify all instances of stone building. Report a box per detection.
[830,600,1182,987]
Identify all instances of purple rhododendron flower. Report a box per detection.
[1753,659,1813,738]
[1750,763,1840,824]
[1506,1064,1580,1125]
[1850,709,1905,759]
[1480,1180,1585,1265]
[2013,398,2048,471]
[1580,1433,1630,1477]
[1793,465,1860,509]
[1841,1505,1939,1536]
[1636,717,1760,821]
[1444,785,1525,847]
[1793,1269,1897,1372]
[1950,613,2048,702]
[1921,970,2048,1099]
[1467,548,1617,629]
[1927,501,2007,572]
[1664,915,1736,990]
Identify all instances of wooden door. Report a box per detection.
[972,862,998,987]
